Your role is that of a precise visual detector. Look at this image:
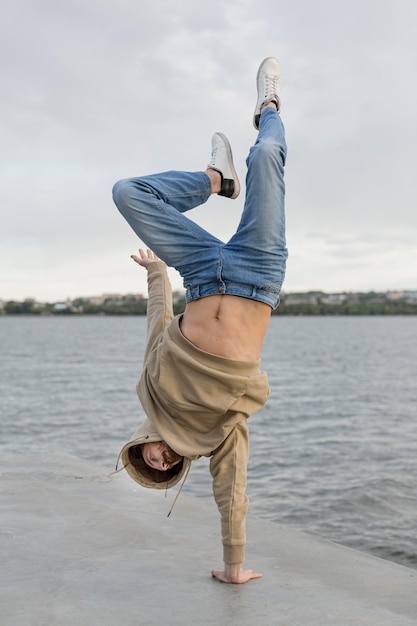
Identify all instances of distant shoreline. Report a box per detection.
[2,290,417,316]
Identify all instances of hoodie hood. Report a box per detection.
[115,419,191,490]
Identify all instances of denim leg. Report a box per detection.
[112,171,224,284]
[223,107,288,293]
[113,114,288,307]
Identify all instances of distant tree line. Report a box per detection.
[1,297,185,316]
[2,292,417,316]
[272,300,417,316]
[273,291,417,315]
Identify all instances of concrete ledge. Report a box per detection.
[1,454,416,625]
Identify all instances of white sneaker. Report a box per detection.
[207,132,240,199]
[253,57,281,130]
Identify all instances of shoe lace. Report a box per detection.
[264,75,279,99]
[208,147,218,169]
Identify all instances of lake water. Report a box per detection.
[1,315,416,569]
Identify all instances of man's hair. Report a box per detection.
[127,444,184,484]
[162,444,183,467]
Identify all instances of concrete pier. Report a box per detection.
[1,454,416,625]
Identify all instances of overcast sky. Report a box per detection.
[1,0,416,301]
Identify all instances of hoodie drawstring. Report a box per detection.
[166,461,191,517]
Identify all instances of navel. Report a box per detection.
[214,297,222,321]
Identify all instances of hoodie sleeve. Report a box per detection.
[142,261,174,363]
[209,421,249,564]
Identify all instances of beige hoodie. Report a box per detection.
[118,262,270,564]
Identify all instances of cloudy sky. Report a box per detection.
[1,0,416,301]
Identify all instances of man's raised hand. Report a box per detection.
[131,248,162,268]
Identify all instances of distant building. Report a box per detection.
[172,290,186,304]
[321,294,348,305]
[283,294,319,305]
[405,291,417,303]
[386,291,405,301]
[52,298,76,312]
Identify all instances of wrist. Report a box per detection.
[146,260,166,272]
[224,562,242,581]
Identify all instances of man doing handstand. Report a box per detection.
[112,57,288,584]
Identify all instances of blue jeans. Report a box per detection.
[112,107,288,308]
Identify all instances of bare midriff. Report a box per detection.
[180,294,272,361]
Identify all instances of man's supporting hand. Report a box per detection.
[211,563,263,584]
[131,248,162,268]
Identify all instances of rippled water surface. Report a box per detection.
[1,315,416,569]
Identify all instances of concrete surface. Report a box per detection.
[1,453,416,626]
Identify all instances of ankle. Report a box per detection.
[205,168,222,194]
[261,100,279,114]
